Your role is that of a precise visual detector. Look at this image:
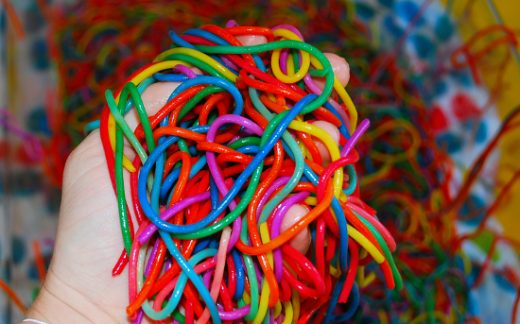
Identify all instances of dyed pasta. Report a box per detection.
[102,23,399,323]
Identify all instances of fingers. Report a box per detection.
[281,204,311,254]
[324,53,350,87]
[123,82,181,131]
[62,81,179,205]
[313,52,350,90]
[311,120,341,166]
[236,34,268,46]
[111,82,181,162]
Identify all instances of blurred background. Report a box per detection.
[1,0,519,323]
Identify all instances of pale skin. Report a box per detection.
[25,51,350,323]
[25,83,181,323]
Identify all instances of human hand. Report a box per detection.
[25,83,179,323]
[25,49,352,323]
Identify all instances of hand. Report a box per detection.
[25,83,178,323]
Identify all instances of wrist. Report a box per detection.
[25,286,88,323]
[25,269,118,323]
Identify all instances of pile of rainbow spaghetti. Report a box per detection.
[101,23,400,323]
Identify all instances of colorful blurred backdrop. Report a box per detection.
[1,0,519,323]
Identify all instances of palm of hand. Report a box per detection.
[27,83,180,323]
[44,132,128,322]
